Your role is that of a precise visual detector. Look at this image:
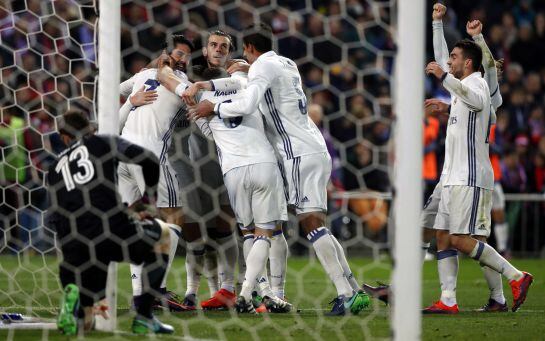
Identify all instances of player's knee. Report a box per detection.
[449,234,464,250]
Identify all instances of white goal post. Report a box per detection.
[392,0,425,340]
[96,0,121,332]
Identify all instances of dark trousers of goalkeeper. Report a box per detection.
[57,218,174,335]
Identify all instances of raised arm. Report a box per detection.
[432,3,449,70]
[118,98,132,133]
[467,20,503,110]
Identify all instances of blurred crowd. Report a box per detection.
[1,0,544,252]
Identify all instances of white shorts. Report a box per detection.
[421,177,442,229]
[492,182,505,211]
[117,161,181,208]
[433,185,492,237]
[281,152,331,215]
[223,163,288,228]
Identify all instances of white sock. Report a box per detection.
[480,264,506,304]
[185,239,205,296]
[494,222,509,252]
[257,269,275,298]
[217,234,238,293]
[422,242,431,264]
[308,227,353,298]
[240,236,271,300]
[160,224,181,289]
[130,263,143,296]
[270,230,288,298]
[204,248,219,296]
[437,249,458,307]
[329,233,359,291]
[470,241,523,281]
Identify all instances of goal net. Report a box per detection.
[0,0,423,339]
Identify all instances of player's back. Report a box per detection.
[253,51,327,160]
[47,135,129,239]
[121,69,187,159]
[199,87,277,174]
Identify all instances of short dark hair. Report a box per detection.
[206,30,234,52]
[454,39,482,72]
[242,23,273,53]
[163,34,194,53]
[201,67,230,81]
[58,110,91,138]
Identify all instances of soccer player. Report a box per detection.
[187,23,369,316]
[117,34,193,311]
[193,67,292,313]
[424,30,533,313]
[165,30,241,310]
[423,6,515,313]
[364,6,518,313]
[49,111,174,335]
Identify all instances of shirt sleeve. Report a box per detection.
[209,72,248,91]
[442,74,487,111]
[432,20,449,71]
[118,99,132,133]
[194,118,214,140]
[472,34,503,110]
[213,61,274,119]
[119,75,136,98]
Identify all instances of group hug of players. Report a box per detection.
[49,5,532,336]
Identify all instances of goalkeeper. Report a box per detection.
[48,110,174,335]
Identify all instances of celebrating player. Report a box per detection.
[187,23,369,316]
[117,34,193,311]
[49,110,174,335]
[424,29,532,313]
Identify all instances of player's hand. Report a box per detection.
[425,62,446,80]
[466,20,483,37]
[187,100,215,120]
[226,60,250,74]
[182,84,199,106]
[424,98,449,115]
[495,58,504,79]
[157,49,172,69]
[432,3,447,21]
[94,300,110,320]
[129,86,157,106]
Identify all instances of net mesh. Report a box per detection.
[0,0,395,339]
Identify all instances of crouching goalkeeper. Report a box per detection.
[47,110,174,335]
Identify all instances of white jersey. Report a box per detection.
[197,86,277,175]
[211,51,327,160]
[119,68,190,163]
[441,72,494,190]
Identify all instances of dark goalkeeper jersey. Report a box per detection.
[47,134,159,242]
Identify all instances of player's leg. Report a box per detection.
[448,186,533,312]
[492,182,510,256]
[289,153,368,315]
[130,219,174,334]
[270,222,288,300]
[474,235,507,312]
[201,204,239,310]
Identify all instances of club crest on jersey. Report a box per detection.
[214,90,237,96]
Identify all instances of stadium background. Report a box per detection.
[1,0,545,256]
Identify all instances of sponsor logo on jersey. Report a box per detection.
[449,116,457,125]
[214,90,237,96]
[301,196,310,203]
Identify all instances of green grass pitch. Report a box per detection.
[0,256,543,340]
